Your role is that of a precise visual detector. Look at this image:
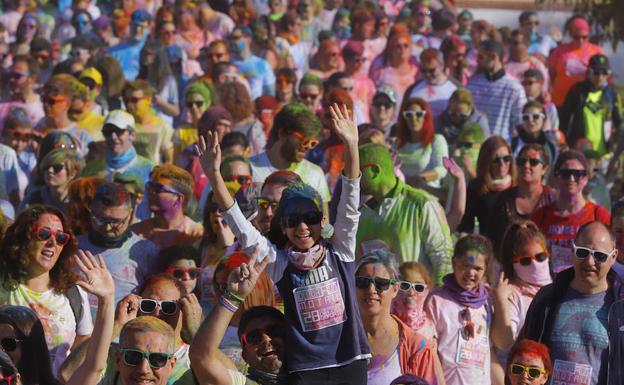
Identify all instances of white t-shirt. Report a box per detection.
[249,152,331,203]
[0,284,93,375]
[408,79,458,119]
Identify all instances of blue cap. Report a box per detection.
[131,9,151,24]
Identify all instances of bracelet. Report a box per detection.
[224,289,245,303]
[219,296,240,313]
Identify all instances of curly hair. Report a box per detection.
[216,81,254,123]
[0,205,78,294]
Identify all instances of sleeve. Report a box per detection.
[161,125,175,151]
[251,121,267,155]
[76,286,94,336]
[430,135,449,181]
[424,294,441,340]
[262,61,276,96]
[457,185,477,233]
[510,83,528,131]
[420,200,454,284]
[595,204,611,225]
[331,175,361,262]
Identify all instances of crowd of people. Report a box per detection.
[0,0,622,385]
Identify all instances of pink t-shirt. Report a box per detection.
[371,64,419,108]
[426,288,493,385]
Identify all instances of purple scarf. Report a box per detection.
[441,274,489,309]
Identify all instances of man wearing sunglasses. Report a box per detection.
[560,54,622,156]
[0,55,44,130]
[248,103,330,213]
[77,182,158,317]
[357,143,453,285]
[522,221,624,385]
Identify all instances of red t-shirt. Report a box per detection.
[531,201,611,273]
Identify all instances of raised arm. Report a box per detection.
[189,248,270,385]
[197,132,236,210]
[66,250,115,385]
[330,104,359,179]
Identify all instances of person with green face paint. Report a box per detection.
[357,143,453,285]
[173,82,212,161]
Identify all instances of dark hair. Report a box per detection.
[30,37,51,53]
[12,54,40,77]
[478,39,505,60]
[519,143,550,166]
[91,182,133,209]
[237,305,284,339]
[158,245,201,272]
[262,170,303,193]
[210,61,235,82]
[326,71,350,89]
[71,34,96,51]
[499,220,547,278]
[3,106,31,131]
[94,55,126,99]
[122,79,154,99]
[0,305,60,385]
[518,11,537,23]
[275,67,297,84]
[221,131,250,152]
[0,206,78,294]
[554,150,588,172]
[220,155,252,176]
[267,103,322,148]
[138,41,173,91]
[453,233,494,268]
[522,100,546,115]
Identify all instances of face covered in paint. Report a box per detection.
[116,329,176,385]
[392,268,430,330]
[146,178,184,217]
[508,352,549,385]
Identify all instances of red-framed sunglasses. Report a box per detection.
[31,227,71,246]
[240,324,282,346]
[166,267,202,279]
[459,307,474,340]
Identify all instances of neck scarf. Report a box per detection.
[247,367,287,385]
[88,228,132,249]
[106,146,136,169]
[490,174,512,191]
[441,274,489,309]
[392,290,429,331]
[484,68,506,82]
[288,242,325,271]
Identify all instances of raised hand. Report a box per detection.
[180,293,203,344]
[226,247,270,299]
[329,103,358,146]
[115,293,140,327]
[491,272,512,304]
[443,156,464,179]
[73,250,114,300]
[195,131,222,177]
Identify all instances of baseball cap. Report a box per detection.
[131,9,151,24]
[588,54,610,71]
[104,110,135,131]
[80,67,103,86]
[374,85,397,105]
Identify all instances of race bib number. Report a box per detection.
[294,278,346,332]
[551,244,573,273]
[552,360,592,385]
[455,332,489,369]
[565,58,587,77]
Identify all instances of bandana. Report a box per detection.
[392,289,429,331]
[288,242,325,271]
[441,274,489,309]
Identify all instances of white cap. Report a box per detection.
[103,110,135,131]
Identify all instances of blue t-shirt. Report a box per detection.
[108,39,146,81]
[550,287,613,385]
[233,55,275,99]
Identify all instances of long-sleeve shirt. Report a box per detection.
[222,176,371,372]
[357,179,453,284]
[398,134,449,189]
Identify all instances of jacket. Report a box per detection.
[522,267,624,385]
[394,315,438,385]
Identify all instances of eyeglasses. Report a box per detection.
[223,174,252,187]
[291,130,319,150]
[90,210,130,230]
[185,100,204,109]
[513,252,548,266]
[572,242,615,263]
[402,110,426,120]
[456,141,475,150]
[355,276,397,292]
[516,156,544,167]
[8,71,29,80]
[0,337,22,353]
[556,168,587,182]
[281,211,322,228]
[146,181,183,196]
[492,155,512,165]
[299,93,319,101]
[510,363,546,379]
[139,299,179,315]
[124,96,148,104]
[166,267,202,279]
[120,348,173,369]
[102,127,127,138]
[420,67,436,75]
[373,102,393,109]
[240,324,282,346]
[459,307,474,340]
[256,197,279,211]
[398,281,427,293]
[449,111,471,119]
[31,226,71,246]
[591,68,610,76]
[522,112,545,122]
[41,96,67,106]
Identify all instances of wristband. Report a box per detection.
[219,296,240,313]
[224,289,245,303]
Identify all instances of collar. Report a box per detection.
[484,68,506,82]
[365,177,403,209]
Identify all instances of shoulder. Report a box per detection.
[401,183,437,204]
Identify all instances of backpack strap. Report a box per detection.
[65,286,83,327]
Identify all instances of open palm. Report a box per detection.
[73,250,114,300]
[329,103,358,145]
[195,132,222,177]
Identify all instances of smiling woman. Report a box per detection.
[0,205,93,376]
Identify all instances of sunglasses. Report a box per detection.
[373,102,393,109]
[41,96,67,105]
[80,77,97,90]
[166,267,201,279]
[449,111,470,119]
[45,163,65,174]
[8,71,28,80]
[456,141,474,150]
[32,226,71,246]
[0,337,21,353]
[281,211,322,228]
[355,276,397,292]
[240,324,282,346]
[510,363,546,379]
[492,155,512,165]
[120,348,173,369]
[420,67,436,75]
[459,307,474,340]
[291,130,319,150]
[513,252,548,266]
[223,174,252,186]
[146,181,183,196]
[402,110,426,120]
[124,96,148,104]
[398,281,427,293]
[522,112,545,122]
[591,68,610,76]
[103,127,127,138]
[256,197,278,211]
[516,157,544,167]
[185,100,204,109]
[556,168,587,181]
[572,242,614,263]
[139,299,178,315]
[299,93,319,100]
[9,132,35,141]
